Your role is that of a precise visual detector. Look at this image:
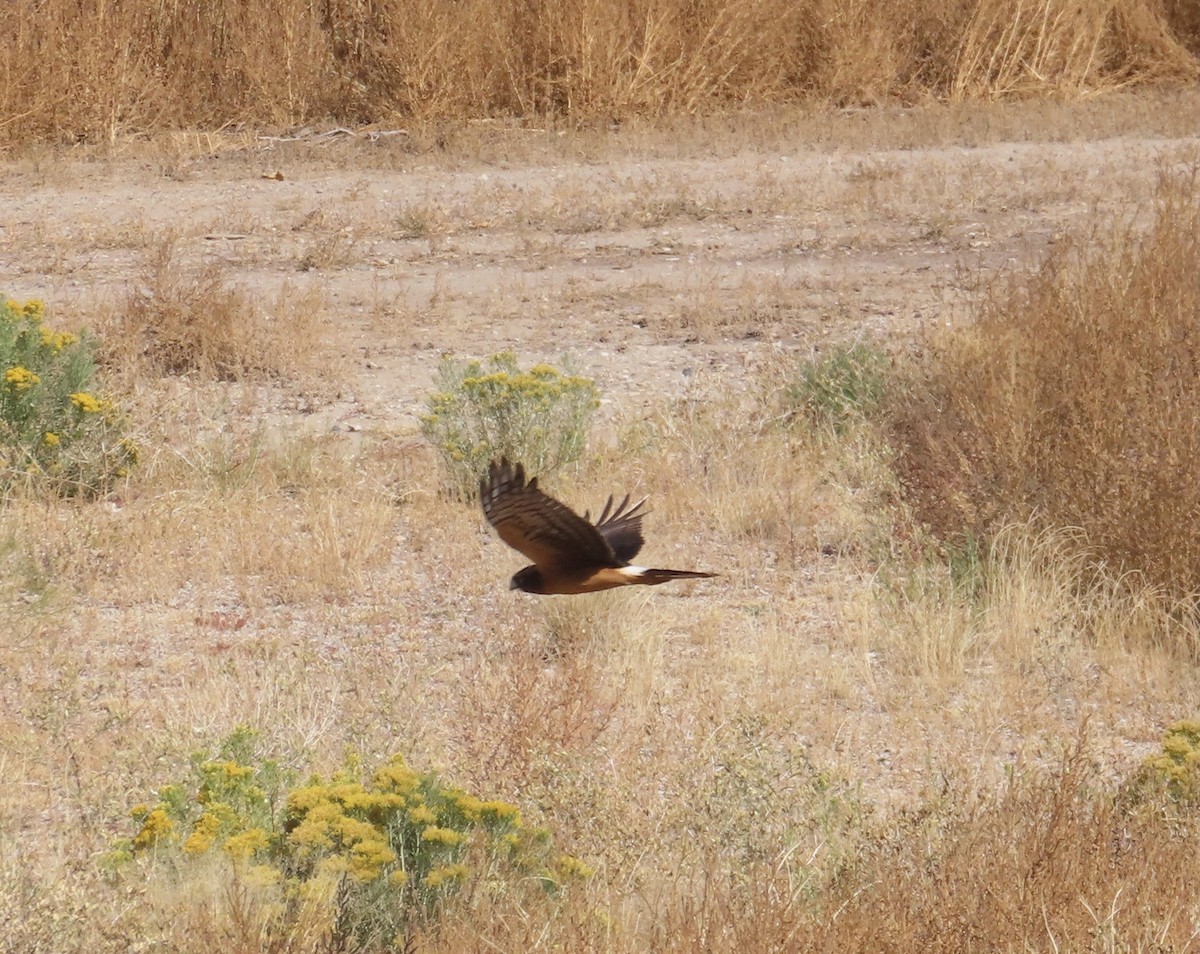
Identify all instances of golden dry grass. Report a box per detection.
[1,370,1197,951]
[100,233,329,384]
[1,0,1198,145]
[892,166,1200,614]
[800,736,1200,953]
[2,93,1200,951]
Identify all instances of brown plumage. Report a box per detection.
[479,458,716,595]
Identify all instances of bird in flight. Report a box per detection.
[480,457,716,595]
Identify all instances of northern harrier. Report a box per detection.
[480,458,716,595]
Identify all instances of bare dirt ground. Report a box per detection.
[4,96,1199,435]
[2,95,1200,943]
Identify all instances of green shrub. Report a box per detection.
[0,296,137,497]
[112,727,591,950]
[421,352,599,498]
[1135,720,1200,804]
[784,342,888,433]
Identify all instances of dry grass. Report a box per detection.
[863,523,1200,694]
[100,232,328,384]
[2,89,1200,951]
[0,426,397,609]
[892,165,1200,613]
[0,362,1197,951]
[538,743,1200,954]
[949,0,1199,99]
[806,735,1200,953]
[2,0,1197,145]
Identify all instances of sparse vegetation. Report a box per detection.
[106,234,325,382]
[421,352,599,498]
[3,68,1200,954]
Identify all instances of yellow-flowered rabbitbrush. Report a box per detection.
[110,726,592,947]
[0,296,137,496]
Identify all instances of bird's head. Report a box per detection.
[509,566,545,593]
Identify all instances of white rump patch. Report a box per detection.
[619,566,649,579]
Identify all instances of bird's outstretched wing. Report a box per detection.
[586,493,648,563]
[480,458,617,571]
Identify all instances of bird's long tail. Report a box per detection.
[626,567,717,586]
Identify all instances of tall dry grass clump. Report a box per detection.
[1,0,1196,144]
[104,234,324,382]
[804,741,1200,953]
[0,0,338,144]
[893,167,1200,605]
[947,0,1199,98]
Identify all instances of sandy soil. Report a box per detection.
[3,105,1197,436]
